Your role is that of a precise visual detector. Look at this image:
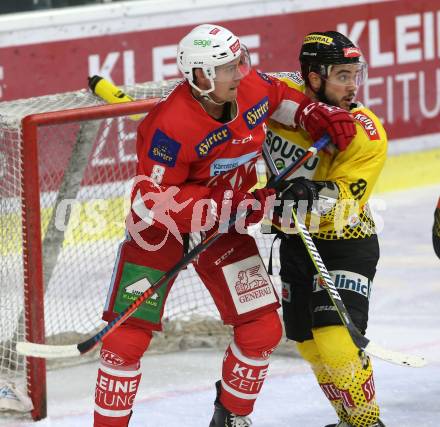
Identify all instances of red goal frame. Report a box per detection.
[21,99,157,420]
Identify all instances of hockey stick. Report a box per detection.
[262,143,426,368]
[16,136,331,359]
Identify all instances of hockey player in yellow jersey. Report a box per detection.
[268,32,387,427]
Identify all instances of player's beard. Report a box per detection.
[318,84,356,111]
[317,82,341,108]
[312,68,356,109]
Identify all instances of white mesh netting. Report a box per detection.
[0,80,285,407]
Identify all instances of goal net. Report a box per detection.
[0,80,282,420]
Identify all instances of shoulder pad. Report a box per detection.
[269,71,304,91]
[256,71,274,85]
[274,71,304,84]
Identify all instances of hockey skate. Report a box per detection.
[209,381,253,427]
[325,419,385,427]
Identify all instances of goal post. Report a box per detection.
[0,82,283,421]
[21,100,158,420]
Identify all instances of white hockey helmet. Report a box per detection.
[177,24,251,95]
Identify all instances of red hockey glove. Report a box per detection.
[210,186,275,228]
[295,98,356,151]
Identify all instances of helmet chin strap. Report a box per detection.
[203,95,226,106]
[190,79,227,106]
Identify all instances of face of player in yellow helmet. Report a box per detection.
[323,62,367,110]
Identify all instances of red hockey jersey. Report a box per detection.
[132,69,307,233]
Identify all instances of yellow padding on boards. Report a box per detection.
[0,196,127,256]
[313,326,380,427]
[375,147,440,193]
[41,196,127,245]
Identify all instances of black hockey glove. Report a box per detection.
[274,177,319,215]
[433,197,440,259]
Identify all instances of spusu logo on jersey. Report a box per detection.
[195,125,231,157]
[243,97,269,129]
[265,129,319,175]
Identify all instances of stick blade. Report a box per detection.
[364,341,427,368]
[16,342,80,359]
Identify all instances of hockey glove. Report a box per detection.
[295,98,356,151]
[274,177,319,215]
[433,197,440,259]
[210,186,275,228]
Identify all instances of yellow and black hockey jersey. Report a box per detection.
[267,72,388,240]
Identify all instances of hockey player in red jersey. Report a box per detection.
[93,24,355,427]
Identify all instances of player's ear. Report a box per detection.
[193,68,206,85]
[308,72,322,92]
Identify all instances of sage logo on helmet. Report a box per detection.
[193,39,212,47]
[299,31,367,88]
[177,24,251,96]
